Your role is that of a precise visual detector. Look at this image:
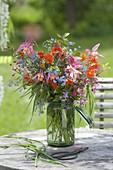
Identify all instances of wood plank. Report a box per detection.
[94,77,113,129]
[94,112,113,118]
[93,122,113,128]
[97,78,113,83]
[96,84,113,90]
[95,102,113,109]
[94,92,113,99]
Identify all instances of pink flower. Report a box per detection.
[12,73,15,76]
[16,40,35,58]
[46,73,59,83]
[80,98,88,105]
[12,66,17,71]
[72,88,77,96]
[85,44,104,58]
[77,88,85,96]
[65,65,81,81]
[33,71,45,83]
[68,55,82,69]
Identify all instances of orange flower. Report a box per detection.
[80,53,87,61]
[52,42,62,54]
[66,78,73,85]
[88,56,97,63]
[86,69,95,78]
[40,63,45,68]
[38,51,44,59]
[44,53,54,64]
[89,62,99,70]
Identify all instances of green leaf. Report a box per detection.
[75,106,93,128]
[63,38,69,42]
[85,86,94,116]
[56,33,62,38]
[63,33,70,38]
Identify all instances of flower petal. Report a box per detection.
[85,49,91,55]
[97,53,104,58]
[92,43,100,52]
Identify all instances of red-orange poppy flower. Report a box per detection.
[89,62,99,70]
[52,42,62,54]
[38,51,44,59]
[88,56,97,63]
[86,69,95,78]
[44,53,54,64]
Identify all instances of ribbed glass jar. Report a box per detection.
[46,101,75,146]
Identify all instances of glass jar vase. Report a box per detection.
[46,101,75,146]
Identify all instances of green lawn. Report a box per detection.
[0,35,113,136]
[0,64,46,136]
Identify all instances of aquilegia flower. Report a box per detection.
[9,33,105,115]
[16,40,35,58]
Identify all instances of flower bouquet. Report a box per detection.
[8,33,104,146]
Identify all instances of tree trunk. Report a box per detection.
[66,0,76,28]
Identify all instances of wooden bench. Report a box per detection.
[93,77,113,129]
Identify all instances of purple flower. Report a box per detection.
[58,76,66,83]
[60,92,68,99]
[31,56,37,63]
[68,41,75,46]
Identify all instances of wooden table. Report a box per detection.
[0,128,113,170]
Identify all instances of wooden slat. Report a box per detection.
[96,84,113,90]
[93,77,113,129]
[93,122,113,128]
[94,92,113,99]
[97,78,113,83]
[95,102,113,109]
[94,112,113,118]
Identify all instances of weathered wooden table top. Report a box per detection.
[0,128,113,170]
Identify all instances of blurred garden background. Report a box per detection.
[0,0,113,136]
